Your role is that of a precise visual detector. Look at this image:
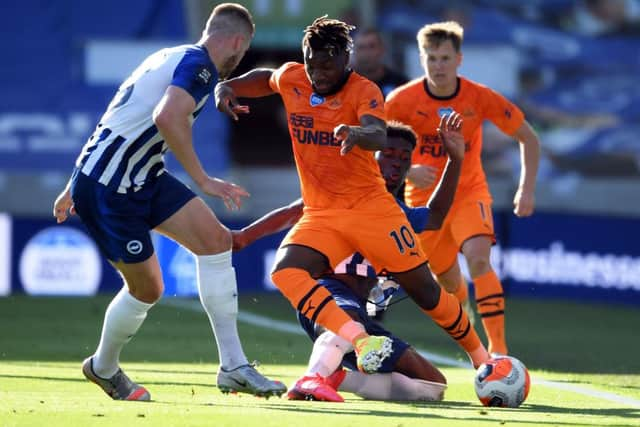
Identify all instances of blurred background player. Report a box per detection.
[52,3,286,400]
[215,16,489,371]
[560,0,640,37]
[386,21,541,356]
[351,28,408,97]
[232,118,466,401]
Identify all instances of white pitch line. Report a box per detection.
[534,378,640,408]
[164,299,640,408]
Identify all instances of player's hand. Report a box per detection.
[53,188,76,223]
[214,84,249,121]
[231,229,249,251]
[407,164,438,189]
[438,112,465,162]
[333,124,356,155]
[198,176,250,211]
[513,187,535,217]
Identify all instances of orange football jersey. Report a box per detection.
[270,62,387,209]
[386,77,524,207]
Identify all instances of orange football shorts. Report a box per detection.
[420,197,496,275]
[280,194,427,274]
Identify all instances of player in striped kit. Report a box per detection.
[52,3,286,400]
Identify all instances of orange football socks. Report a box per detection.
[473,270,507,355]
[271,268,365,343]
[423,288,488,367]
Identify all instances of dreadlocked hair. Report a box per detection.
[302,15,355,56]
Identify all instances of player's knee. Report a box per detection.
[191,228,232,255]
[129,281,164,303]
[467,257,491,277]
[437,275,459,293]
[115,263,164,303]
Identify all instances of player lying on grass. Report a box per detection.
[232,118,465,401]
[289,256,446,402]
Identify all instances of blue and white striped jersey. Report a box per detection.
[75,44,218,193]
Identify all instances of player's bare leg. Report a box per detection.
[337,371,447,401]
[462,235,507,355]
[325,347,447,401]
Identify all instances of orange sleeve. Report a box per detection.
[354,80,386,121]
[269,62,298,94]
[384,86,417,126]
[479,85,525,136]
[384,90,403,122]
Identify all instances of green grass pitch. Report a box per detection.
[1,294,639,426]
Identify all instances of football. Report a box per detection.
[474,355,531,408]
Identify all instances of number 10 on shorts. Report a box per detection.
[389,225,416,254]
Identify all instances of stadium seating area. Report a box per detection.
[3,0,186,108]
[1,0,638,185]
[1,0,227,176]
[4,1,639,179]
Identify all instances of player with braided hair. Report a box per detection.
[215,16,490,375]
[302,15,354,56]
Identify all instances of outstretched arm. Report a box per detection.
[423,112,465,230]
[154,86,249,210]
[215,68,275,120]
[232,198,304,251]
[512,120,540,217]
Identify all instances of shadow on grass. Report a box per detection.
[420,400,640,423]
[525,403,640,423]
[150,398,639,426]
[3,366,639,426]
[0,373,216,389]
[0,374,88,383]
[0,362,219,377]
